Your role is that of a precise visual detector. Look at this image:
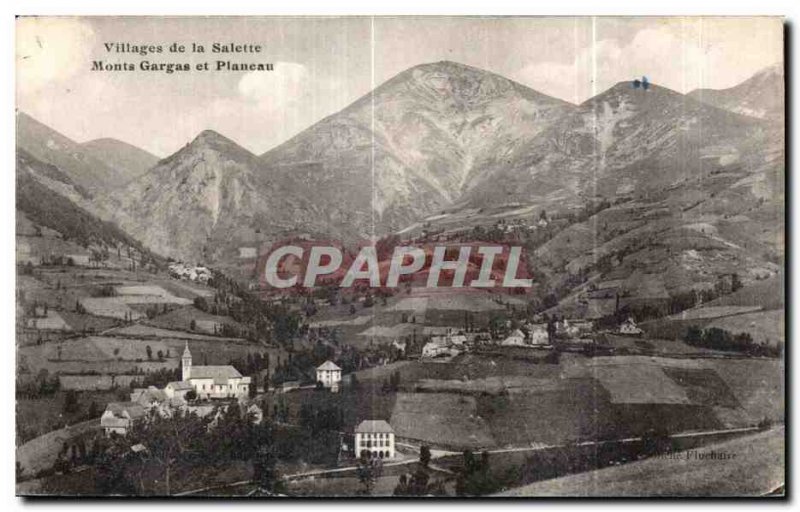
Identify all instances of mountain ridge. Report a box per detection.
[24,61,784,271]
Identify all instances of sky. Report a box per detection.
[16,16,783,157]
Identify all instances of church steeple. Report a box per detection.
[182,341,192,381]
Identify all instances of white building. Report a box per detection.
[618,317,643,335]
[316,360,342,391]
[130,386,167,408]
[501,328,527,346]
[354,420,395,459]
[180,342,251,399]
[422,341,453,358]
[239,247,257,259]
[528,324,550,345]
[392,339,407,354]
[165,380,194,400]
[100,402,146,436]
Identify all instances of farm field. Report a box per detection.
[260,387,397,433]
[342,353,783,450]
[498,426,784,497]
[390,392,495,449]
[16,419,100,479]
[24,310,71,330]
[18,332,272,376]
[16,390,119,444]
[706,310,784,346]
[666,305,763,321]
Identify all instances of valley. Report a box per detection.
[15,59,784,497]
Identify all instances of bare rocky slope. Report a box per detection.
[688,63,784,122]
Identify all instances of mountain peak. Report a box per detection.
[184,129,256,157]
[193,129,236,145]
[410,60,480,72]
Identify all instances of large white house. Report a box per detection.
[354,420,395,459]
[528,324,550,345]
[180,342,251,399]
[316,360,342,391]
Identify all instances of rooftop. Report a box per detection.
[167,380,193,390]
[104,402,147,419]
[317,360,342,371]
[189,365,243,380]
[355,419,394,434]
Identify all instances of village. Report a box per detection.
[16,221,783,497]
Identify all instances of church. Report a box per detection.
[173,342,251,399]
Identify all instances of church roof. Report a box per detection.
[316,360,341,371]
[189,365,242,380]
[182,341,191,358]
[355,419,394,434]
[167,380,193,390]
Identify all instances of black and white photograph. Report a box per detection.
[13,15,785,498]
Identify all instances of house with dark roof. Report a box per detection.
[130,386,167,408]
[101,402,147,436]
[354,420,395,459]
[182,342,251,399]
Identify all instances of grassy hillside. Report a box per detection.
[17,151,156,262]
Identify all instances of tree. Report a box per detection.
[251,423,283,495]
[193,296,209,312]
[393,473,410,496]
[146,345,153,361]
[63,390,80,415]
[249,375,258,398]
[455,449,497,496]
[356,454,382,495]
[419,445,431,467]
[731,272,743,292]
[189,319,197,331]
[684,325,703,344]
[130,409,209,495]
[394,468,444,496]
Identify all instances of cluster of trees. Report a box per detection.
[270,343,335,386]
[228,351,271,396]
[128,367,182,389]
[393,469,446,496]
[204,271,303,344]
[144,304,172,320]
[144,345,171,361]
[298,402,344,434]
[594,274,749,330]
[16,369,60,399]
[380,371,402,394]
[392,445,446,496]
[684,326,782,357]
[95,406,282,495]
[17,166,156,268]
[455,450,501,496]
